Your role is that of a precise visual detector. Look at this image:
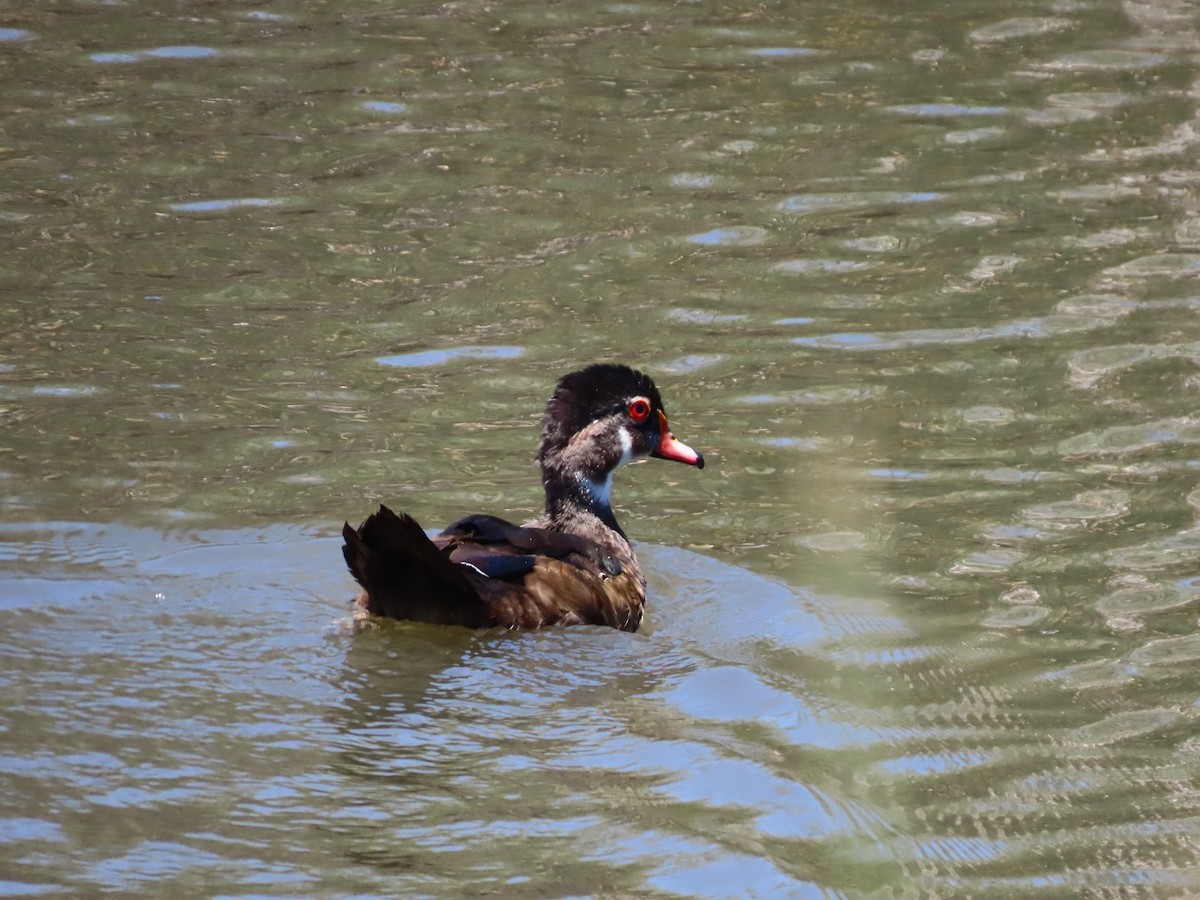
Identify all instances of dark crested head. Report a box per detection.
[537,363,703,473]
[539,364,661,454]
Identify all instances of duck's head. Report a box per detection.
[537,364,704,488]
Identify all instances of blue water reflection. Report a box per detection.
[90,46,222,64]
[377,346,525,368]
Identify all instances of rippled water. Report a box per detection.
[3,0,1200,895]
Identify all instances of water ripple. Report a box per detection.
[792,312,1118,350]
[884,103,1008,117]
[168,198,286,213]
[1059,417,1200,458]
[376,346,524,368]
[969,17,1074,43]
[90,46,223,64]
[1039,50,1170,71]
[777,191,944,214]
[687,225,769,247]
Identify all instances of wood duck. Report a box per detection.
[342,363,704,631]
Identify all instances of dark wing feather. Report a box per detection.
[451,552,538,580]
[342,505,491,626]
[441,514,621,576]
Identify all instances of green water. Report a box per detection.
[3,0,1200,895]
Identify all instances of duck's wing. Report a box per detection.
[436,514,641,630]
[472,555,643,630]
[439,514,622,577]
[342,506,642,630]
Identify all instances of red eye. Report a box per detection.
[628,397,651,423]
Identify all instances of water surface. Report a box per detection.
[2,0,1200,895]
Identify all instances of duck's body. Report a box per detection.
[341,364,704,631]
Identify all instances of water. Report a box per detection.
[3,0,1200,895]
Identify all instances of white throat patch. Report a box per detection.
[615,425,634,469]
[579,427,634,508]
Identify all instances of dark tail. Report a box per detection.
[342,505,489,626]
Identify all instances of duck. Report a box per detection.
[341,363,705,631]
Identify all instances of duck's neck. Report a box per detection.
[538,462,645,593]
[540,468,627,542]
[538,427,636,543]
